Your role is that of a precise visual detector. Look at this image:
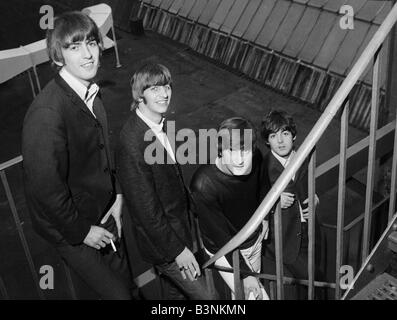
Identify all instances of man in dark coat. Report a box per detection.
[22,11,135,299]
[116,63,216,300]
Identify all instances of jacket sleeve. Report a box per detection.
[190,175,252,274]
[22,107,91,244]
[116,135,185,262]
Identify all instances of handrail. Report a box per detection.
[203,2,397,269]
[0,155,23,171]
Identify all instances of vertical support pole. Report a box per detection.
[362,47,382,262]
[32,65,41,92]
[233,249,244,299]
[308,148,316,300]
[27,69,36,99]
[62,262,77,300]
[0,171,45,300]
[335,100,349,300]
[111,22,122,68]
[274,202,284,300]
[387,1,397,222]
[389,118,397,221]
[0,276,9,300]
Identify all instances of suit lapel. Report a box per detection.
[54,74,97,122]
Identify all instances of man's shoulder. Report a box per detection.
[28,78,65,111]
[190,164,217,192]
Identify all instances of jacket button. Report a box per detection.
[108,190,113,195]
[98,143,104,149]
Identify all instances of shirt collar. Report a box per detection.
[59,67,99,104]
[272,149,295,168]
[136,108,165,134]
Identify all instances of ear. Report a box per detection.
[293,136,296,141]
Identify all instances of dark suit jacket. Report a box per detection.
[263,151,309,264]
[22,74,118,246]
[116,111,192,265]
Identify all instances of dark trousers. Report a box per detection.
[56,236,135,300]
[155,261,218,300]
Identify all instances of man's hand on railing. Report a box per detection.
[243,276,264,300]
[302,194,319,219]
[83,225,115,250]
[280,192,295,209]
[176,247,201,281]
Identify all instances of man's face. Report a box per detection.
[58,37,100,86]
[221,148,253,176]
[267,129,295,158]
[141,84,172,117]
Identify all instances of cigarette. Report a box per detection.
[110,239,117,252]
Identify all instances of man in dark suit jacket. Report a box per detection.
[261,110,320,281]
[116,63,216,300]
[22,11,134,299]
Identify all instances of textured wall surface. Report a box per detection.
[139,0,394,131]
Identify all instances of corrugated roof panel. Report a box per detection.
[198,0,222,25]
[159,0,174,10]
[299,11,336,63]
[168,0,183,13]
[232,0,262,38]
[283,7,320,58]
[330,21,370,75]
[220,0,250,34]
[269,2,306,52]
[349,24,377,82]
[356,1,385,21]
[323,0,346,12]
[209,0,237,30]
[308,0,328,8]
[188,0,210,21]
[293,0,310,4]
[313,21,348,69]
[361,33,389,86]
[142,0,153,4]
[178,0,196,17]
[150,0,162,7]
[345,0,367,13]
[374,2,393,25]
[256,0,291,47]
[242,0,277,42]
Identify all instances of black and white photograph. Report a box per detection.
[0,0,397,310]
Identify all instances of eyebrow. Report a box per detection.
[65,38,96,47]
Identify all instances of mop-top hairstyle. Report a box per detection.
[46,11,103,67]
[129,63,172,110]
[217,117,257,157]
[261,110,297,144]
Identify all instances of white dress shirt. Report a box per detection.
[59,68,99,117]
[136,108,176,163]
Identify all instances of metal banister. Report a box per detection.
[203,2,397,269]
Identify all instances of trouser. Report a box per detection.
[205,220,270,300]
[155,260,218,300]
[56,217,137,300]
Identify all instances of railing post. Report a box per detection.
[274,202,284,300]
[232,249,244,299]
[335,99,349,299]
[0,276,9,300]
[389,118,397,221]
[362,47,382,262]
[308,148,316,300]
[0,171,45,300]
[62,262,78,300]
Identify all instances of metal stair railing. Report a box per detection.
[203,2,397,300]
